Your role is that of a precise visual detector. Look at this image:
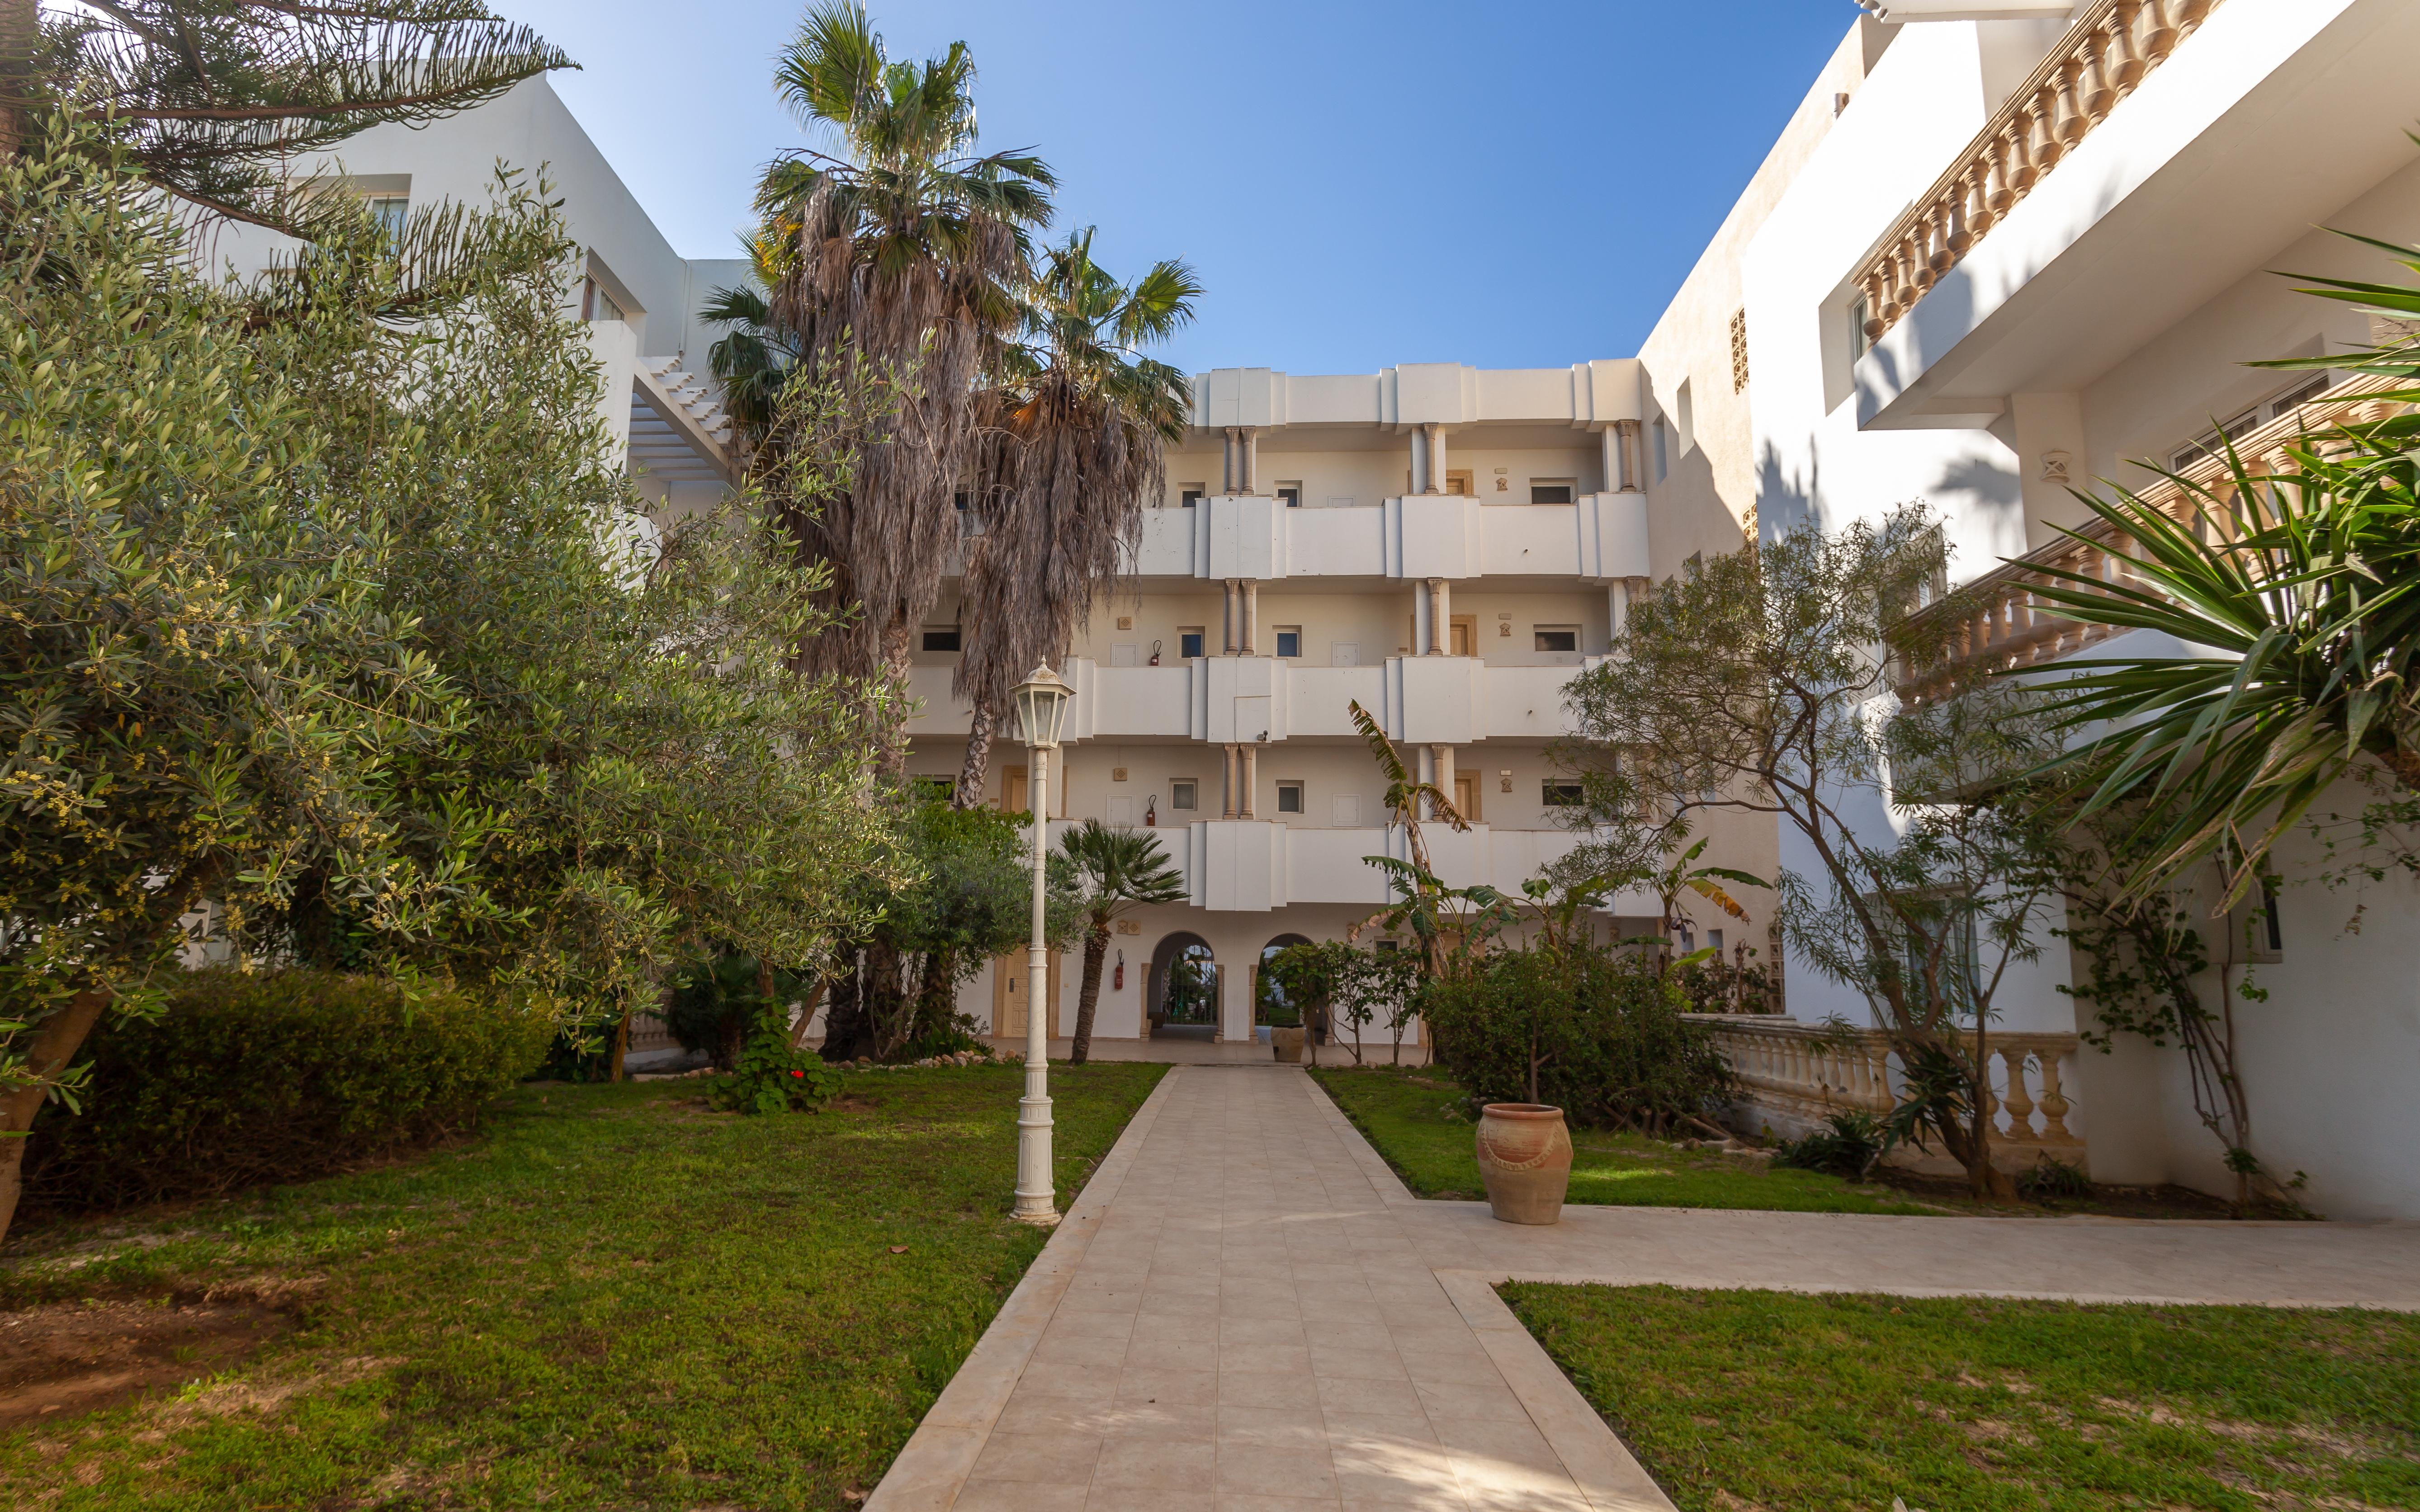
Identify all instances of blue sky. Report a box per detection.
[490,0,1868,375]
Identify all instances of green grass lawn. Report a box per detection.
[1504,1283,2420,1512]
[0,1062,1164,1510]
[1310,1064,1947,1215]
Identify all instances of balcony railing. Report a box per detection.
[1857,0,2220,346]
[1896,373,2415,703]
[1686,1015,2083,1163]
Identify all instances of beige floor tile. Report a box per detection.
[1309,1345,1409,1382]
[1097,1492,1215,1512]
[1139,1290,1223,1319]
[1126,1335,1220,1372]
[1044,1311,1137,1343]
[1314,1375,1425,1418]
[1092,1433,1217,1492]
[1320,1410,1441,1449]
[1133,1311,1222,1343]
[1013,1367,1121,1404]
[968,1430,1102,1487]
[1030,1334,1129,1370]
[1220,1341,1314,1375]
[1409,1379,1528,1425]
[1219,1368,1325,1412]
[1219,1315,1309,1346]
[1215,1494,1340,1511]
[950,1479,1092,1512]
[1217,1403,1329,1446]
[1303,1320,1395,1352]
[1115,1366,1220,1408]
[1397,1349,1503,1387]
[1215,1443,1338,1500]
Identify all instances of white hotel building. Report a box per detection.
[271,0,2419,1218]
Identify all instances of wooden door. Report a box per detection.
[1449,615,1476,656]
[1453,772,1480,824]
[992,951,1061,1039]
[1001,765,1028,814]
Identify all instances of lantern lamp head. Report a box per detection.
[1011,663,1073,749]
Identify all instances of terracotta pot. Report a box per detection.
[1474,1103,1572,1225]
[1271,1026,1306,1063]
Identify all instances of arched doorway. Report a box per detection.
[1149,933,1218,1040]
[1256,934,1313,1031]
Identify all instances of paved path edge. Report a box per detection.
[864,1064,1186,1512]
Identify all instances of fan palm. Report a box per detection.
[954,228,1199,805]
[3,1,567,236]
[751,0,1054,775]
[701,227,800,443]
[1048,819,1184,1065]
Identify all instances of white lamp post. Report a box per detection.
[1010,663,1073,1225]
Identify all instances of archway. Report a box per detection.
[1256,934,1314,1031]
[1148,933,1218,1040]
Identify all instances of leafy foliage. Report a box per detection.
[666,951,815,1073]
[711,1019,844,1117]
[1050,819,1183,1064]
[20,968,552,1213]
[1774,1111,1891,1180]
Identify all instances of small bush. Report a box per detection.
[2017,1154,2094,1201]
[711,1017,844,1115]
[1421,947,1734,1131]
[22,969,555,1213]
[1775,1112,1891,1178]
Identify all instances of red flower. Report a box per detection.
[791,1069,805,1078]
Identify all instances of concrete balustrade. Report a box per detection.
[1855,0,2219,344]
[1687,1015,2085,1172]
[1896,372,2416,702]
[1125,494,1652,584]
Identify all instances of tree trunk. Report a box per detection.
[877,616,916,783]
[0,988,110,1249]
[912,947,954,1045]
[0,0,37,164]
[819,955,874,1063]
[956,696,996,809]
[1071,920,1109,1066]
[787,980,830,1050]
[609,1011,630,1082]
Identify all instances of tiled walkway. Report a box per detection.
[868,1065,2420,1512]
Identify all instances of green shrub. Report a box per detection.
[710,1017,844,1116]
[22,969,554,1213]
[1421,947,1733,1132]
[1775,1111,1891,1178]
[665,950,811,1071]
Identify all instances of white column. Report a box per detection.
[1600,426,1619,494]
[1434,579,1453,654]
[1409,429,1427,497]
[1221,743,1239,820]
[1240,744,1257,820]
[1435,745,1456,818]
[1242,580,1258,656]
[1614,420,1643,493]
[1416,744,1436,820]
[1412,583,1432,659]
[1013,743,1056,1225]
[1222,426,1238,494]
[1223,578,1240,655]
[1240,426,1259,495]
[1422,423,1443,494]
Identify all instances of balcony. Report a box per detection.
[1124,493,1650,583]
[1176,821,1654,913]
[1854,0,2420,431]
[1897,373,2413,700]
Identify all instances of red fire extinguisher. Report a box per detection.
[1148,638,1162,667]
[1144,794,1157,827]
[1113,950,1125,992]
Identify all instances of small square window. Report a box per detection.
[1178,626,1206,659]
[1274,626,1301,659]
[1276,781,1304,815]
[1179,485,1205,508]
[1530,480,1575,504]
[1170,780,1198,811]
[1542,781,1584,807]
[1276,482,1302,508]
[1533,627,1578,653]
[922,625,961,652]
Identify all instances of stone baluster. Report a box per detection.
[2053,59,2088,150]
[1984,134,2015,218]
[1862,272,1889,341]
[2142,0,2180,62]
[2080,20,2118,122]
[2029,86,2065,172]
[2177,0,2214,41]
[2008,109,2041,194]
[2037,1050,2075,1142]
[1998,1045,2037,1144]
[2112,2,2148,92]
[1891,239,1918,316]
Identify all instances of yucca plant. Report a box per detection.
[2019,408,2420,900]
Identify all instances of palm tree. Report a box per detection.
[752,0,1054,777]
[1049,819,1183,1065]
[3,1,567,234]
[953,228,1199,805]
[702,228,800,444]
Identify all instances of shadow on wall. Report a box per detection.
[1756,439,1819,542]
[1933,451,2026,575]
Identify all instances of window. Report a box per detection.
[1542,781,1584,807]
[1533,626,1579,653]
[1676,380,1695,456]
[1274,626,1301,659]
[1529,480,1575,504]
[1276,481,1302,508]
[1651,416,1669,482]
[580,275,624,324]
[1850,293,1872,361]
[922,625,961,652]
[911,775,955,803]
[2171,375,2337,471]
[364,193,409,241]
[1179,484,1206,508]
[1276,781,1304,815]
[1708,928,1725,956]
[1730,308,1749,393]
[1178,626,1206,659]
[1170,780,1198,811]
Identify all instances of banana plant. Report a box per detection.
[1343,699,1509,977]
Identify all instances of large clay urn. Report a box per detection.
[1475,1103,1572,1225]
[1271,1026,1307,1063]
